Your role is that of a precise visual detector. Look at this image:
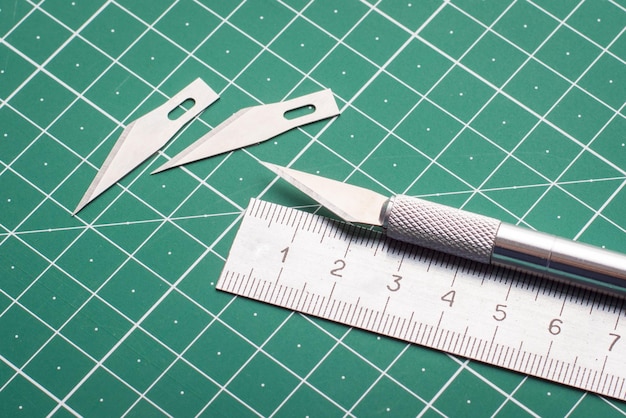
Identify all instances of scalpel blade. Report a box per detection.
[74,78,218,214]
[152,89,339,174]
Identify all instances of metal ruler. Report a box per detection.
[216,199,626,401]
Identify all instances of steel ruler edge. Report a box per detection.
[216,198,626,401]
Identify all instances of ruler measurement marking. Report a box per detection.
[278,284,289,307]
[286,287,298,309]
[252,275,263,298]
[266,201,277,227]
[541,341,553,377]
[600,356,609,390]
[216,200,626,401]
[408,321,422,343]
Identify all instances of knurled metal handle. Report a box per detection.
[385,195,501,264]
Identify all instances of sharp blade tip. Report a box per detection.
[259,160,277,170]
[73,199,88,216]
[151,159,180,174]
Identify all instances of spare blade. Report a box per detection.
[152,89,339,174]
[261,161,389,226]
[74,78,219,214]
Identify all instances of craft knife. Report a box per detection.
[261,161,626,296]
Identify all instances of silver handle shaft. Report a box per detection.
[493,223,626,294]
[385,195,626,296]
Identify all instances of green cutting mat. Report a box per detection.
[1,0,625,416]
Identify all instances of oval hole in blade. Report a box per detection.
[283,104,316,120]
[168,98,196,120]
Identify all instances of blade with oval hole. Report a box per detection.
[74,78,219,215]
[151,89,339,174]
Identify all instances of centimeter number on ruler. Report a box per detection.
[216,199,626,401]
